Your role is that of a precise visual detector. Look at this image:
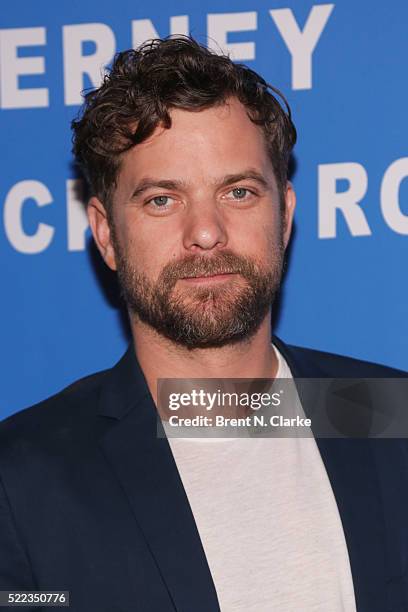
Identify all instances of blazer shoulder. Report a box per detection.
[285,342,407,378]
[0,366,111,454]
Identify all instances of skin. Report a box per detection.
[88,98,296,404]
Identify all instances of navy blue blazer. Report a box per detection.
[0,337,407,611]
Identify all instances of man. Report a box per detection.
[0,36,407,612]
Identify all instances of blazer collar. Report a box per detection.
[97,334,323,421]
[97,343,150,420]
[97,344,220,612]
[273,336,399,611]
[272,335,327,377]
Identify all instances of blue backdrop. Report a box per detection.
[1,0,407,418]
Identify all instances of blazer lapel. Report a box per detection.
[272,336,394,612]
[97,347,220,612]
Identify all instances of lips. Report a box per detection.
[179,272,238,284]
[181,271,236,279]
[182,273,234,278]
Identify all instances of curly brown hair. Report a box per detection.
[71,36,296,214]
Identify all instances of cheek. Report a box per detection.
[263,206,284,246]
[234,212,282,260]
[120,222,180,280]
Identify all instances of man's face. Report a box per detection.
[89,98,295,348]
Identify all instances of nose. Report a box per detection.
[182,201,228,252]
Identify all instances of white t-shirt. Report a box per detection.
[166,345,357,611]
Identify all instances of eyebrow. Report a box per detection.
[219,170,270,190]
[131,169,270,198]
[131,179,187,198]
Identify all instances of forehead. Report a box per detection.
[116,98,275,189]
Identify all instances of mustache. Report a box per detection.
[159,251,260,284]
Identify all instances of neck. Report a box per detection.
[130,313,278,404]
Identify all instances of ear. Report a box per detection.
[87,196,117,271]
[282,182,296,249]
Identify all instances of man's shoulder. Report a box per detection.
[276,338,407,378]
[0,366,112,453]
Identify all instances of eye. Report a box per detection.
[224,187,256,202]
[231,187,249,199]
[147,195,174,207]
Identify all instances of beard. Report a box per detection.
[113,235,284,349]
